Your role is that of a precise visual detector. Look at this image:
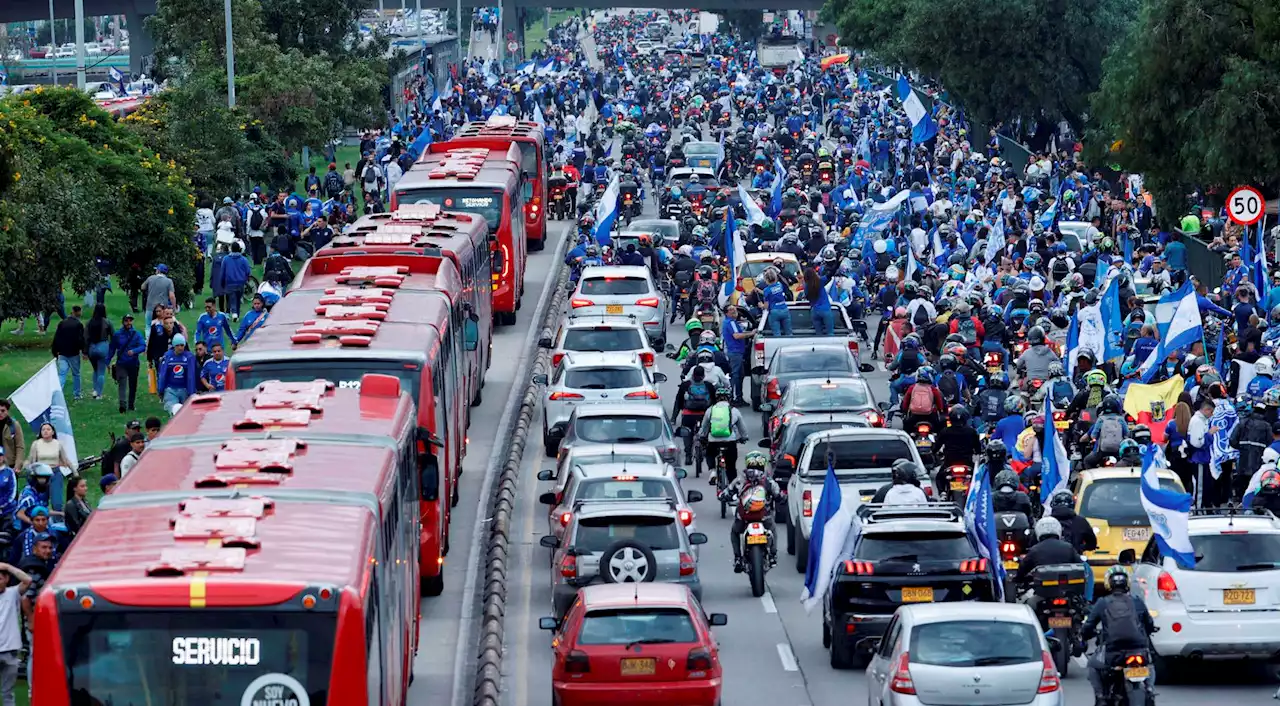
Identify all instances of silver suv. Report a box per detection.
[540,498,709,619]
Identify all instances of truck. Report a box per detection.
[758,40,804,71]
[749,302,872,410]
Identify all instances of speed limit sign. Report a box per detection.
[1227,185,1266,226]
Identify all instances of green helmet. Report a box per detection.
[685,319,704,333]
[1084,369,1107,388]
[761,217,775,233]
[745,450,768,469]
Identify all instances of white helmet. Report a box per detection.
[1034,516,1062,540]
[678,245,693,256]
[874,239,888,254]
[1029,276,1045,292]
[885,264,900,281]
[1257,356,1276,377]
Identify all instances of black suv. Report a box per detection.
[823,503,999,669]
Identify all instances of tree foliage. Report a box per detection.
[0,88,194,321]
[1089,0,1280,216]
[826,0,1135,128]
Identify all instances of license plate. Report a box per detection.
[606,305,624,314]
[1003,559,1019,570]
[1123,667,1150,680]
[1054,421,1070,430]
[620,658,656,676]
[916,440,932,449]
[950,481,967,491]
[1048,616,1073,629]
[901,586,934,603]
[1123,527,1151,542]
[1224,588,1256,605]
[746,534,768,545]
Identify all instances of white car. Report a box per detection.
[1132,509,1280,674]
[537,460,701,541]
[570,266,669,346]
[785,428,926,573]
[533,352,667,452]
[537,313,657,370]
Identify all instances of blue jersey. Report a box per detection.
[202,358,230,391]
[1247,375,1276,401]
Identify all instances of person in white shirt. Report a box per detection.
[118,433,146,478]
[1188,398,1214,506]
[0,562,32,706]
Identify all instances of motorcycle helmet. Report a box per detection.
[985,439,1008,468]
[1265,387,1280,408]
[1034,516,1063,540]
[1027,326,1047,346]
[1258,357,1276,377]
[685,319,704,334]
[945,343,967,359]
[744,450,768,470]
[874,239,888,254]
[994,469,1019,494]
[948,406,967,426]
[1105,565,1131,593]
[586,244,600,256]
[1076,349,1097,368]
[1260,468,1280,491]
[990,371,1010,389]
[1100,394,1123,415]
[892,460,920,485]
[1047,361,1065,379]
[695,349,715,364]
[915,366,937,385]
[1084,369,1107,388]
[938,354,959,372]
[698,265,713,279]
[1049,489,1075,511]
[1004,395,1025,414]
[1119,439,1141,458]
[699,330,717,345]
[714,384,732,401]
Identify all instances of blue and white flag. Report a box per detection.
[1038,203,1058,230]
[1040,393,1071,504]
[985,214,1005,265]
[895,76,937,144]
[1075,301,1106,370]
[532,102,546,126]
[1254,221,1268,296]
[1139,281,1202,382]
[909,188,929,214]
[593,175,620,246]
[1065,312,1083,380]
[537,58,556,76]
[738,183,768,226]
[856,121,870,161]
[720,208,746,303]
[964,464,1007,601]
[9,361,79,470]
[906,240,919,281]
[1099,266,1125,362]
[801,455,859,612]
[1139,444,1196,568]
[770,157,785,217]
[1209,398,1238,481]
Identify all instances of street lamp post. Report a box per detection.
[48,0,57,86]
[224,0,236,107]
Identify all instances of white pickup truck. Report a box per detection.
[750,302,873,410]
[784,427,927,573]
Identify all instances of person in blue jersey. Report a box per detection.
[196,298,237,352]
[760,268,792,336]
[201,343,230,392]
[157,334,198,410]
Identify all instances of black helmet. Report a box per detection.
[948,405,966,426]
[938,353,959,372]
[892,461,920,485]
[1106,566,1131,593]
[994,469,1019,494]
[1100,394,1123,415]
[1049,489,1075,510]
[984,439,1008,467]
[1028,325,1047,345]
[699,265,713,279]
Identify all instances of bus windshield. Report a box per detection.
[396,187,504,234]
[60,610,335,705]
[235,360,422,399]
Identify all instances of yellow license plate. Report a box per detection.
[1123,667,1150,680]
[1054,421,1069,430]
[1224,588,1256,605]
[916,440,932,449]
[621,658,655,675]
[1048,616,1073,628]
[950,481,967,491]
[1003,559,1019,570]
[605,304,624,314]
[901,586,934,603]
[746,534,769,544]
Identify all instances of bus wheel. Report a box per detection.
[529,237,545,252]
[421,573,444,597]
[472,385,483,407]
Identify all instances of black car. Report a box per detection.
[824,503,999,669]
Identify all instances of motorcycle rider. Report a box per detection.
[1016,326,1062,386]
[900,366,947,432]
[1082,395,1130,468]
[1065,368,1112,421]
[698,384,749,485]
[1048,488,1099,555]
[992,468,1034,527]
[1015,516,1081,586]
[1231,396,1273,501]
[1034,361,1075,409]
[1082,567,1157,706]
[672,364,717,467]
[870,461,928,504]
[721,451,782,572]
[669,319,705,362]
[936,406,981,495]
[684,347,730,389]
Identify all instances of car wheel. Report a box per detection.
[786,520,796,555]
[1152,652,1175,684]
[822,619,831,648]
[471,383,483,407]
[829,634,856,669]
[795,531,809,573]
[530,237,545,252]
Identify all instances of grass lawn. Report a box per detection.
[0,260,288,509]
[293,144,364,197]
[15,681,25,705]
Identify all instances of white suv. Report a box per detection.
[569,266,669,347]
[537,314,657,371]
[533,352,667,453]
[1132,509,1280,674]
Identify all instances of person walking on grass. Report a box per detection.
[85,303,114,400]
[0,560,32,706]
[141,264,176,339]
[157,334,198,412]
[108,314,145,413]
[51,305,87,400]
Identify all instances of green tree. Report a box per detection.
[825,0,1135,129]
[1089,0,1280,217]
[260,0,367,54]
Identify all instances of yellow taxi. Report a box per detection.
[1072,466,1185,584]
[728,252,803,307]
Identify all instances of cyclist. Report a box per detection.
[698,384,749,485]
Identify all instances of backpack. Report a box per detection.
[937,371,962,405]
[694,278,718,305]
[1051,257,1070,281]
[957,316,978,345]
[737,484,769,522]
[1097,416,1125,454]
[980,389,1007,421]
[247,206,267,232]
[1101,594,1147,650]
[324,171,344,197]
[908,384,936,415]
[708,403,733,439]
[912,304,931,327]
[362,163,379,184]
[684,381,712,412]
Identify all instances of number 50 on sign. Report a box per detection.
[1227,186,1266,226]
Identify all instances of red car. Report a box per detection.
[540,583,727,706]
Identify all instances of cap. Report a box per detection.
[329,162,337,170]
[126,419,142,430]
[128,432,145,443]
[223,196,233,204]
[172,333,187,346]
[99,474,119,490]
[122,313,134,321]
[30,506,48,518]
[156,264,169,273]
[32,532,53,544]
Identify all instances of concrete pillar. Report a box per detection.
[124,11,153,76]
[499,3,520,64]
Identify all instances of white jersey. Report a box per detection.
[884,484,928,505]
[686,363,728,389]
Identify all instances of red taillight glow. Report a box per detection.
[678,509,693,526]
[767,379,781,400]
[843,560,874,575]
[802,490,813,517]
[1157,570,1179,601]
[1000,541,1018,558]
[679,552,696,576]
[916,423,932,435]
[959,558,988,573]
[559,512,572,526]
[686,647,712,671]
[847,341,860,357]
[640,351,655,367]
[552,353,564,367]
[625,390,659,399]
[635,297,660,307]
[570,298,594,308]
[560,554,577,578]
[865,412,883,427]
[889,652,915,694]
[549,392,584,401]
[1038,651,1060,693]
[753,341,765,366]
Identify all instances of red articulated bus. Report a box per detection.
[392,145,527,325]
[229,264,465,595]
[35,377,422,706]
[302,203,494,407]
[448,115,549,251]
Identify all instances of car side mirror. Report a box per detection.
[537,470,555,482]
[859,363,876,373]
[877,401,891,412]
[652,372,668,383]
[539,492,558,505]
[539,617,560,631]
[532,374,549,385]
[1118,548,1137,566]
[757,439,771,449]
[688,532,708,545]
[687,490,703,503]
[708,613,728,627]
[539,535,560,549]
[675,426,691,439]
[674,467,688,479]
[758,403,773,412]
[538,336,553,349]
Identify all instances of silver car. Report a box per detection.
[537,460,703,541]
[558,403,680,465]
[537,314,657,371]
[540,499,708,619]
[866,603,1064,706]
[570,266,669,346]
[534,352,667,454]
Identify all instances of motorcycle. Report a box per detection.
[549,185,569,220]
[739,520,774,597]
[939,462,972,505]
[1100,649,1154,706]
[984,350,1005,375]
[908,420,937,468]
[818,167,834,190]
[995,511,1031,589]
[1026,562,1089,678]
[620,188,641,224]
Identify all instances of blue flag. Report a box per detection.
[964,464,1006,601]
[801,453,858,612]
[1140,445,1196,567]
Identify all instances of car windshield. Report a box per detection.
[856,532,974,561]
[576,478,676,502]
[1080,477,1182,525]
[574,516,680,552]
[775,350,853,374]
[580,277,650,296]
[803,438,914,473]
[564,367,644,390]
[563,328,644,353]
[909,621,1042,667]
[575,416,665,444]
[578,608,698,645]
[395,187,504,235]
[740,261,803,281]
[1188,532,1280,572]
[791,383,870,408]
[782,421,868,456]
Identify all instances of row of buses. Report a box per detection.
[34,117,552,705]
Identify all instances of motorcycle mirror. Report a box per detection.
[756,439,771,449]
[652,372,668,383]
[877,401,892,412]
[532,374,549,385]
[674,467,688,479]
[665,343,677,353]
[688,532,708,546]
[1118,548,1137,566]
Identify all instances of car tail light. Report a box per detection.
[1157,570,1180,601]
[864,411,883,427]
[767,378,781,400]
[783,453,796,467]
[559,512,572,526]
[686,647,713,671]
[564,649,591,673]
[1052,411,1066,423]
[753,341,765,367]
[949,465,970,479]
[549,392,584,401]
[959,558,988,573]
[1051,597,1068,606]
[679,552,696,576]
[1000,541,1018,558]
[889,652,915,694]
[922,485,932,497]
[847,340,860,358]
[1037,651,1060,693]
[678,509,693,526]
[559,554,577,578]
[636,297,660,307]
[551,353,564,368]
[843,560,874,575]
[779,411,801,427]
[625,390,659,400]
[802,490,813,517]
[570,298,594,308]
[640,351,655,367]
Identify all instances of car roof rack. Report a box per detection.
[567,312,640,324]
[572,496,677,511]
[1189,505,1278,528]
[858,502,965,524]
